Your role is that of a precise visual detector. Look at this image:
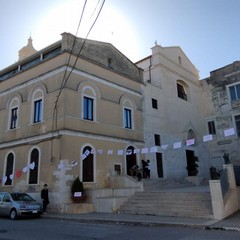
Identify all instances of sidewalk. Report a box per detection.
[44,210,240,231]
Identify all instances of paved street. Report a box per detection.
[0,217,239,240]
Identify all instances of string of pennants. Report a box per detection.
[0,127,236,185]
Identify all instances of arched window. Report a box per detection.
[28,148,39,184]
[176,80,189,101]
[4,152,14,185]
[188,129,195,140]
[82,146,94,182]
[31,89,44,123]
[82,86,97,121]
[9,98,20,129]
[120,96,136,130]
[126,146,137,176]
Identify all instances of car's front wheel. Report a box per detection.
[10,209,17,220]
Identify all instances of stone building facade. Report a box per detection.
[0,33,144,212]
[201,61,240,169]
[136,44,210,179]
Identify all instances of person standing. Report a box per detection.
[41,184,49,214]
[141,159,148,179]
[146,159,151,179]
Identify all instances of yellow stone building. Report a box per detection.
[0,33,144,212]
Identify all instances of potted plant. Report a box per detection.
[71,176,86,202]
[186,156,199,176]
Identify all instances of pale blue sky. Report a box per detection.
[1,0,240,78]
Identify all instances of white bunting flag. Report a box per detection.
[150,146,158,153]
[161,144,168,150]
[97,150,103,155]
[117,150,124,155]
[107,150,113,155]
[203,134,213,142]
[126,149,132,155]
[71,160,78,167]
[81,149,90,160]
[173,142,182,149]
[29,162,35,170]
[2,176,7,184]
[141,148,149,154]
[186,139,195,146]
[133,149,140,154]
[22,166,28,173]
[224,128,235,137]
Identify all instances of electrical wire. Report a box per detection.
[61,0,105,92]
[52,0,88,131]
[50,0,105,162]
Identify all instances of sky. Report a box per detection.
[1,0,240,79]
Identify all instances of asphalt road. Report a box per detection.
[0,217,239,240]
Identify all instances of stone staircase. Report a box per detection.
[118,178,214,219]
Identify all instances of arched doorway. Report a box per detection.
[126,146,137,176]
[82,146,94,182]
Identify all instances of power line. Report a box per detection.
[52,0,88,131]
[52,0,105,131]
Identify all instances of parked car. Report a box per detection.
[0,192,43,220]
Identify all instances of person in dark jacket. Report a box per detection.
[142,159,148,179]
[41,184,49,214]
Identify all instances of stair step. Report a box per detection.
[118,178,213,219]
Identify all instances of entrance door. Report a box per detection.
[82,146,94,182]
[126,146,136,176]
[156,152,163,178]
[186,150,197,176]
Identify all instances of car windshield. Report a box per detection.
[10,193,35,202]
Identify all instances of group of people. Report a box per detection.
[129,159,151,181]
